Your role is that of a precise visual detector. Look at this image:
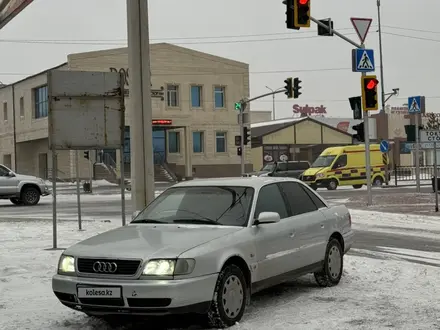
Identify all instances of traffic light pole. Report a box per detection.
[361,45,373,206]
[239,100,246,175]
[238,89,287,175]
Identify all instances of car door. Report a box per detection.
[0,165,17,195]
[252,183,298,281]
[278,182,329,268]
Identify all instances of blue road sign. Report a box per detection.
[408,96,422,114]
[380,140,389,153]
[352,48,375,73]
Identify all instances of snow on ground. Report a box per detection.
[1,219,440,329]
[44,179,118,188]
[350,209,440,239]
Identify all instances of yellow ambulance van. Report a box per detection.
[301,144,388,190]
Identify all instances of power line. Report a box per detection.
[383,25,440,35]
[382,31,440,43]
[0,67,353,77]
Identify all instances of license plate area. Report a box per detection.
[77,285,124,306]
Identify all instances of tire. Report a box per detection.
[373,176,383,186]
[21,187,41,206]
[326,179,338,191]
[310,184,318,191]
[207,264,248,328]
[314,238,344,287]
[10,198,24,205]
[352,184,362,189]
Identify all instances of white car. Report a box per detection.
[52,177,353,328]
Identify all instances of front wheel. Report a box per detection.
[207,265,247,328]
[326,179,338,190]
[314,238,344,287]
[21,187,41,206]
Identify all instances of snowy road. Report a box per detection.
[2,204,440,329]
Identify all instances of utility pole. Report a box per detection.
[377,0,386,116]
[126,0,155,212]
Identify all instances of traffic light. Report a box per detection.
[237,147,242,156]
[243,126,251,145]
[352,122,365,142]
[84,151,89,160]
[294,0,311,28]
[234,102,241,111]
[284,77,293,99]
[361,75,379,111]
[293,77,302,99]
[282,0,299,30]
[348,96,362,120]
[404,125,423,142]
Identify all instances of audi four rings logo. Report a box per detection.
[93,261,118,273]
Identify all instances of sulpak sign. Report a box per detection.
[0,0,33,30]
[292,104,327,115]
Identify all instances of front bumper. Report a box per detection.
[52,273,218,315]
[41,185,51,196]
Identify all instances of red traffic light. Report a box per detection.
[299,0,309,4]
[366,78,378,90]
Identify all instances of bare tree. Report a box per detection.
[424,112,440,130]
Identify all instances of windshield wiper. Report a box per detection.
[173,219,222,225]
[131,219,167,224]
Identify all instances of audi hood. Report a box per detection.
[64,224,242,259]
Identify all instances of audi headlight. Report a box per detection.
[142,259,195,276]
[316,173,324,178]
[58,255,75,274]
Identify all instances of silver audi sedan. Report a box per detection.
[52,177,353,328]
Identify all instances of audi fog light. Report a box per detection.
[58,255,75,274]
[142,259,196,276]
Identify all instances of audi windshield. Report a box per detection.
[131,186,255,227]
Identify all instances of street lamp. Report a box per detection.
[265,86,284,120]
[377,0,387,113]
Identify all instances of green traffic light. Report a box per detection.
[235,102,241,110]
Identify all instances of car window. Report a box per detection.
[0,165,9,176]
[287,162,309,171]
[299,184,327,209]
[279,182,318,216]
[132,186,254,227]
[333,154,347,168]
[276,163,288,171]
[254,183,288,220]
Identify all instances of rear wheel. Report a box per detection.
[327,179,338,190]
[10,198,24,205]
[207,264,247,328]
[21,187,40,206]
[373,176,384,186]
[314,238,344,287]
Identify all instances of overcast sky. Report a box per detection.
[0,0,438,119]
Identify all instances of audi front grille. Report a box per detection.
[77,258,141,276]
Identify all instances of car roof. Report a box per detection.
[173,177,305,190]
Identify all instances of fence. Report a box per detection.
[392,165,434,185]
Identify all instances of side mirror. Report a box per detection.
[7,171,15,177]
[254,212,280,225]
[132,210,141,220]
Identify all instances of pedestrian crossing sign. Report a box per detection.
[408,96,422,114]
[352,48,375,73]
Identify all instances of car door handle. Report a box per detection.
[289,232,295,238]
[320,224,325,229]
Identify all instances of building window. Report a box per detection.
[3,102,7,121]
[166,84,179,107]
[168,131,180,153]
[19,97,24,118]
[192,131,204,153]
[214,86,225,109]
[34,85,48,118]
[191,85,202,108]
[216,132,227,153]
